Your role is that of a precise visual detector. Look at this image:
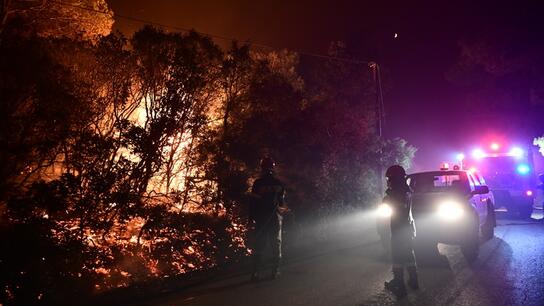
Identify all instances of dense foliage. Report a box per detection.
[446,35,544,139]
[1,0,113,40]
[0,20,415,306]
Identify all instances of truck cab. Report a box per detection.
[465,144,536,218]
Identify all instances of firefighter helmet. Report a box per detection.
[385,165,406,178]
[260,157,276,171]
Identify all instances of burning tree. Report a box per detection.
[0,26,247,305]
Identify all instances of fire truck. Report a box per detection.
[461,142,536,219]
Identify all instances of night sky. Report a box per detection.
[107,0,543,171]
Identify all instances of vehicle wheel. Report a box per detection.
[481,201,495,240]
[414,235,439,261]
[517,200,534,220]
[461,214,479,262]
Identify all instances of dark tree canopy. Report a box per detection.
[1,0,113,40]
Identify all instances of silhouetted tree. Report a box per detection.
[1,0,113,40]
[447,37,544,138]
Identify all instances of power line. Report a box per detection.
[48,1,387,162]
[49,0,370,65]
[50,1,384,130]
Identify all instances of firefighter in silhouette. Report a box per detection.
[383,165,418,296]
[538,174,544,219]
[249,157,288,281]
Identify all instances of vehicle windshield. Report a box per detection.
[409,172,470,194]
[476,156,531,189]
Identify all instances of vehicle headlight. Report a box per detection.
[437,200,464,221]
[377,203,393,218]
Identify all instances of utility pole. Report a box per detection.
[369,62,385,195]
[369,62,385,137]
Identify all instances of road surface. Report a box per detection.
[136,212,544,306]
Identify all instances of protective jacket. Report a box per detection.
[383,185,414,235]
[250,171,285,226]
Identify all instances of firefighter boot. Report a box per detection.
[272,258,281,279]
[407,266,419,290]
[251,254,261,282]
[272,267,281,279]
[384,268,407,297]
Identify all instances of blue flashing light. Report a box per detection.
[517,164,530,175]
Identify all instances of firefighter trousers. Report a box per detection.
[390,225,416,269]
[251,217,282,272]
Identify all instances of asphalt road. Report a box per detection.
[138,212,544,306]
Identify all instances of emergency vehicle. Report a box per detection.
[462,142,536,218]
[376,165,496,262]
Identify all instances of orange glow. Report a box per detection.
[28,68,251,296]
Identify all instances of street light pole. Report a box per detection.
[369,62,385,195]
